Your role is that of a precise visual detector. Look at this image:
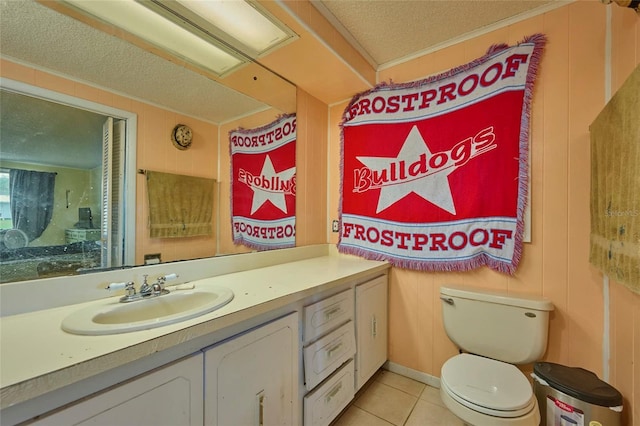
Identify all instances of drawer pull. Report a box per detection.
[324,306,342,320]
[371,316,377,338]
[325,382,343,404]
[256,391,265,426]
[326,342,343,359]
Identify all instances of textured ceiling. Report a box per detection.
[0,0,565,169]
[0,0,270,169]
[0,0,267,124]
[0,91,106,169]
[313,0,561,68]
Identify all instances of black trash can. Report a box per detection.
[532,362,623,426]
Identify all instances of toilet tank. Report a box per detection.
[440,285,554,364]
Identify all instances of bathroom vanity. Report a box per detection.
[0,245,389,426]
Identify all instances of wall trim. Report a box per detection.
[378,1,575,72]
[602,3,613,384]
[383,361,441,389]
[274,0,374,91]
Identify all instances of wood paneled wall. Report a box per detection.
[2,1,638,422]
[325,2,638,423]
[608,5,640,425]
[295,88,329,246]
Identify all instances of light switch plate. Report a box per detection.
[332,220,339,232]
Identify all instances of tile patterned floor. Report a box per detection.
[332,370,464,426]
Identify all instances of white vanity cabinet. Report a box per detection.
[32,354,203,426]
[1,251,391,426]
[203,312,299,426]
[355,275,388,390]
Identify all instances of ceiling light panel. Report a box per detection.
[149,0,298,58]
[62,0,247,76]
[176,0,293,54]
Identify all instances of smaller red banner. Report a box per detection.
[230,114,296,250]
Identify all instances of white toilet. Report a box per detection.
[439,285,554,426]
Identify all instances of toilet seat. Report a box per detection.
[441,354,535,418]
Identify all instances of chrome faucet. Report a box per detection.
[138,275,152,295]
[106,273,179,303]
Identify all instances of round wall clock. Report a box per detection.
[171,124,193,150]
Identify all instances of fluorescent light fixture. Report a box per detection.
[62,0,247,76]
[173,0,296,56]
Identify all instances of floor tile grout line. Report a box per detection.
[360,378,425,426]
[336,370,459,426]
[400,395,421,426]
[366,409,398,426]
[357,399,418,426]
[374,380,424,398]
[373,377,427,400]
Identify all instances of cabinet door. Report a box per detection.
[355,275,388,390]
[204,312,299,426]
[34,354,203,425]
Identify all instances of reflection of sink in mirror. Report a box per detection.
[61,285,234,335]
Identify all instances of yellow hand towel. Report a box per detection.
[146,171,216,238]
[590,66,640,293]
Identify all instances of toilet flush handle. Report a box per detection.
[440,296,455,305]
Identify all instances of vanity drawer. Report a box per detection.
[303,289,353,344]
[303,321,355,391]
[303,359,355,426]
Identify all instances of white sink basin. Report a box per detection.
[61,286,234,335]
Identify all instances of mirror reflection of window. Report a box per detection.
[9,168,56,242]
[0,87,132,283]
[0,171,11,230]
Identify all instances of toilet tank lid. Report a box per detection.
[440,285,554,311]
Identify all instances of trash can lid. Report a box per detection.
[534,362,622,407]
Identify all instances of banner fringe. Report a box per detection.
[232,236,295,252]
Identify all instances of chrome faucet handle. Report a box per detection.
[158,273,179,284]
[124,282,136,297]
[155,273,179,288]
[106,281,136,296]
[151,273,178,295]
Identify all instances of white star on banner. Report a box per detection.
[356,125,457,214]
[250,155,296,215]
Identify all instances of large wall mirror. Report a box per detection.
[0,0,297,283]
[0,82,138,282]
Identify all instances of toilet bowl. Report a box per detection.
[440,354,540,426]
[439,285,554,426]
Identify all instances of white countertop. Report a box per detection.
[0,251,388,411]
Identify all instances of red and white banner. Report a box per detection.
[230,114,296,250]
[338,35,545,274]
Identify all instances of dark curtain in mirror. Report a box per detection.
[9,169,56,241]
